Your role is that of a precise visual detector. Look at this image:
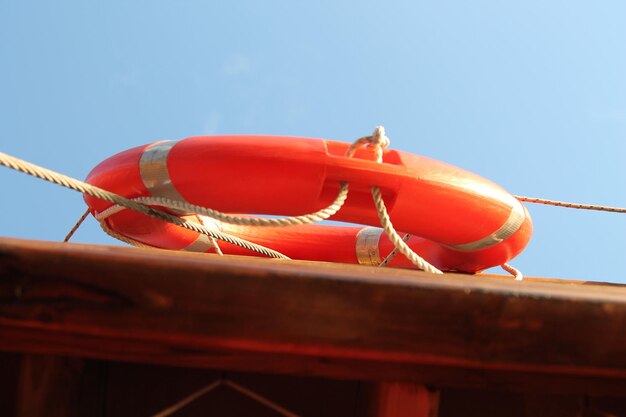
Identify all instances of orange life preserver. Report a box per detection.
[84,135,532,273]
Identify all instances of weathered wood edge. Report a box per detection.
[1,237,626,394]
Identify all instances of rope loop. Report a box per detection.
[345,127,443,274]
[346,125,390,163]
[94,182,349,228]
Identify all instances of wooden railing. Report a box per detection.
[1,237,626,416]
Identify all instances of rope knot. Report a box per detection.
[369,125,390,149]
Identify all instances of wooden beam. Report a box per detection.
[1,237,626,394]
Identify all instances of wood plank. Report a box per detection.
[1,237,626,394]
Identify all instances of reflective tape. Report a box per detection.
[448,199,526,252]
[181,215,222,253]
[355,227,383,265]
[139,140,186,202]
[181,234,215,252]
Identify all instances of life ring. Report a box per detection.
[84,135,532,273]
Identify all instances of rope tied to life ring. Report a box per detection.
[90,125,444,274]
[12,126,617,278]
[347,126,443,274]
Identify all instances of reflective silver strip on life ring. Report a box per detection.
[181,215,223,253]
[355,227,383,265]
[140,140,215,252]
[139,140,186,203]
[181,234,215,252]
[448,198,526,252]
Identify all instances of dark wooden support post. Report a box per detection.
[16,354,84,417]
[15,354,106,417]
[369,382,440,417]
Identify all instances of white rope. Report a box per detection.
[515,195,626,214]
[210,237,223,255]
[355,126,443,275]
[98,220,154,249]
[224,380,302,417]
[1,129,445,274]
[378,233,411,267]
[501,263,523,281]
[501,194,626,280]
[346,127,390,162]
[63,208,90,242]
[3,128,561,279]
[149,378,301,417]
[95,182,349,227]
[72,126,433,274]
[371,187,443,274]
[151,379,222,417]
[347,127,522,278]
[101,217,224,255]
[195,215,224,255]
[0,151,289,259]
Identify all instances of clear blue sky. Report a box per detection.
[1,1,624,282]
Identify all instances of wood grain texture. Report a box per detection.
[1,237,626,394]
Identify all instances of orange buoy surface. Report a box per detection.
[84,135,532,273]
